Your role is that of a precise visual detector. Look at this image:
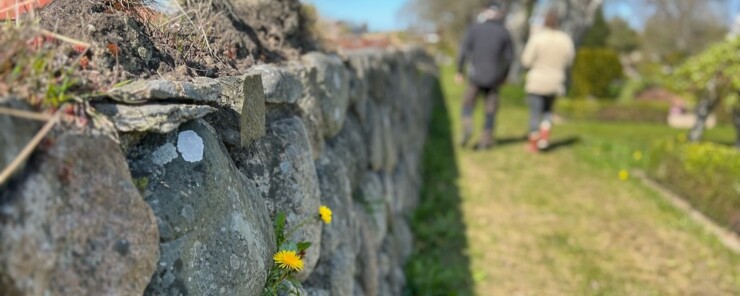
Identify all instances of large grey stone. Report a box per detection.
[95,103,216,134]
[296,65,325,160]
[380,105,398,173]
[356,172,388,249]
[0,134,159,296]
[305,243,356,296]
[108,78,221,103]
[232,116,322,280]
[126,120,274,296]
[363,100,384,172]
[302,52,350,138]
[314,148,355,258]
[246,63,303,104]
[304,147,358,295]
[354,203,379,296]
[328,114,368,190]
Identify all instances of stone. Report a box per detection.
[305,287,330,296]
[314,147,355,258]
[344,52,370,108]
[0,133,159,296]
[364,100,384,172]
[107,78,221,103]
[328,114,368,190]
[354,203,379,296]
[304,148,358,295]
[380,105,398,173]
[356,172,388,249]
[210,75,267,149]
[127,120,274,296]
[302,52,351,138]
[241,74,268,147]
[0,98,41,181]
[246,63,304,104]
[296,65,325,160]
[232,116,321,280]
[305,243,356,296]
[95,103,216,134]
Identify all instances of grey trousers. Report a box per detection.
[527,94,556,133]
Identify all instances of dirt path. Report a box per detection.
[406,66,740,295]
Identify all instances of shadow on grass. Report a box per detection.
[542,136,581,153]
[405,80,474,295]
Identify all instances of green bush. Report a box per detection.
[571,48,624,99]
[558,99,669,123]
[647,140,740,233]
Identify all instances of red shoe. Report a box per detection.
[527,133,539,153]
[538,123,551,150]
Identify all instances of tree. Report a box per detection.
[606,17,640,53]
[640,0,728,65]
[580,6,610,47]
[672,38,740,146]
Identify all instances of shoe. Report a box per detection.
[526,133,539,153]
[474,140,495,151]
[538,123,551,151]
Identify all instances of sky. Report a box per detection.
[302,0,408,32]
[304,0,740,32]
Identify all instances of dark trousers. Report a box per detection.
[462,83,499,133]
[527,94,556,133]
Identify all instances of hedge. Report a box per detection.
[570,48,624,98]
[558,99,670,123]
[646,140,740,233]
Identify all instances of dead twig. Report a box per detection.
[0,107,61,185]
[0,106,53,121]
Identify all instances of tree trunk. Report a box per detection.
[505,0,537,83]
[689,81,719,142]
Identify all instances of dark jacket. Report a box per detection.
[457,20,514,88]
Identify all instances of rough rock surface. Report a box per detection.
[127,120,274,296]
[95,103,216,134]
[232,116,322,280]
[302,52,351,138]
[0,134,159,296]
[247,64,304,104]
[108,78,222,103]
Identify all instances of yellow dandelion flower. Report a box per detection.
[273,250,304,271]
[633,151,643,161]
[319,205,332,224]
[619,169,630,181]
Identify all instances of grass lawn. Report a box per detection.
[405,65,740,295]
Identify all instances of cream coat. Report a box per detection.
[521,28,575,96]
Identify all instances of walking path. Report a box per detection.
[406,66,740,295]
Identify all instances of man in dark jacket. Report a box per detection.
[456,1,514,149]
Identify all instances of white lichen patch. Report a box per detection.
[177,130,204,162]
[152,143,178,166]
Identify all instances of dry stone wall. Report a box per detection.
[0,47,437,296]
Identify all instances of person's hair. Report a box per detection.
[544,10,559,29]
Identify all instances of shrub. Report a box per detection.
[570,48,624,99]
[558,99,669,123]
[646,140,740,233]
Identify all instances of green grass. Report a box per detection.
[406,64,740,295]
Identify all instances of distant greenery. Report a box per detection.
[672,37,740,107]
[580,7,610,48]
[571,48,623,99]
[647,139,740,233]
[558,99,669,123]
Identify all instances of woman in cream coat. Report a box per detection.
[521,10,575,152]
